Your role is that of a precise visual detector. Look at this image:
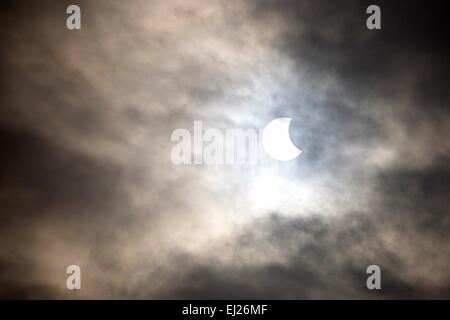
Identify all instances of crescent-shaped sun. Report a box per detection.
[262,117,302,161]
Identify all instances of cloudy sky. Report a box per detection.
[0,0,449,298]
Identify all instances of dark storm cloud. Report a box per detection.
[0,0,449,299]
[377,156,450,236]
[160,0,450,299]
[0,123,132,298]
[163,194,450,299]
[256,0,450,97]
[0,1,156,298]
[0,125,124,218]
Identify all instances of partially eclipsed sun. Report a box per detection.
[262,117,302,161]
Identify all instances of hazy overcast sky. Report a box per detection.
[0,0,449,298]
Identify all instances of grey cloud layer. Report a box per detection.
[0,0,449,298]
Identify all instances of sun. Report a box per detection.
[262,117,302,162]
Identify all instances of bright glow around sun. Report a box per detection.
[248,168,283,214]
